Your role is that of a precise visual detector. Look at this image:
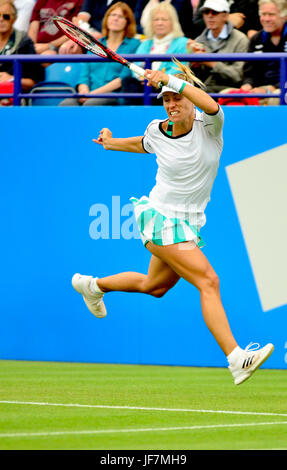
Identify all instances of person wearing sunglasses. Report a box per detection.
[193,0,261,39]
[0,0,44,101]
[187,0,249,93]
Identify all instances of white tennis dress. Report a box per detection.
[131,106,224,247]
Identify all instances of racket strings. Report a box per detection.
[61,23,108,57]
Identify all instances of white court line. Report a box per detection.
[0,422,287,439]
[0,400,287,417]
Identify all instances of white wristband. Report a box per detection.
[167,75,192,94]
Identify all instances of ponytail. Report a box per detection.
[171,57,206,89]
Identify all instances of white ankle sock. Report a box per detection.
[89,277,104,294]
[227,346,242,365]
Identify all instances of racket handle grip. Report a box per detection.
[129,63,146,77]
[129,63,164,89]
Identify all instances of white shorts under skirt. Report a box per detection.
[130,196,205,248]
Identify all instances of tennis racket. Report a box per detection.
[53,16,162,86]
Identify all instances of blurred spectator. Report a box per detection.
[188,0,249,92]
[77,0,136,33]
[0,0,44,104]
[124,2,189,104]
[134,0,194,38]
[193,0,261,39]
[28,0,83,55]
[241,0,287,104]
[14,0,36,32]
[59,0,137,54]
[135,1,189,74]
[60,2,140,106]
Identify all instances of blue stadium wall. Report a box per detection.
[0,105,286,369]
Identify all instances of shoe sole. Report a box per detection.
[235,343,274,385]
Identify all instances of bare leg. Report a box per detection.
[97,255,180,298]
[146,242,238,356]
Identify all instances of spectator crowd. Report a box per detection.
[0,0,286,105]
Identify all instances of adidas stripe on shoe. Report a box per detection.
[228,342,274,385]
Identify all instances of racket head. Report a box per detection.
[53,16,147,81]
[53,16,110,58]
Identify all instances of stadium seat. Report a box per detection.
[45,62,82,88]
[27,81,77,106]
[27,63,82,106]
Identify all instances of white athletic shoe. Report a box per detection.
[228,342,274,385]
[72,273,107,318]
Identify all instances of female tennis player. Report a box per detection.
[72,59,274,385]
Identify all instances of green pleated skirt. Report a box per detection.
[130,196,205,248]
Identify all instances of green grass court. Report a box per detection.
[0,360,286,450]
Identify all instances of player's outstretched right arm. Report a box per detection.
[93,128,146,153]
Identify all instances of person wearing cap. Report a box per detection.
[193,0,261,39]
[187,0,249,93]
[71,60,274,386]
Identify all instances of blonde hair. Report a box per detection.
[258,0,287,17]
[0,0,17,16]
[171,57,205,89]
[144,2,184,39]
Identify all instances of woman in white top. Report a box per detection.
[72,60,274,385]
